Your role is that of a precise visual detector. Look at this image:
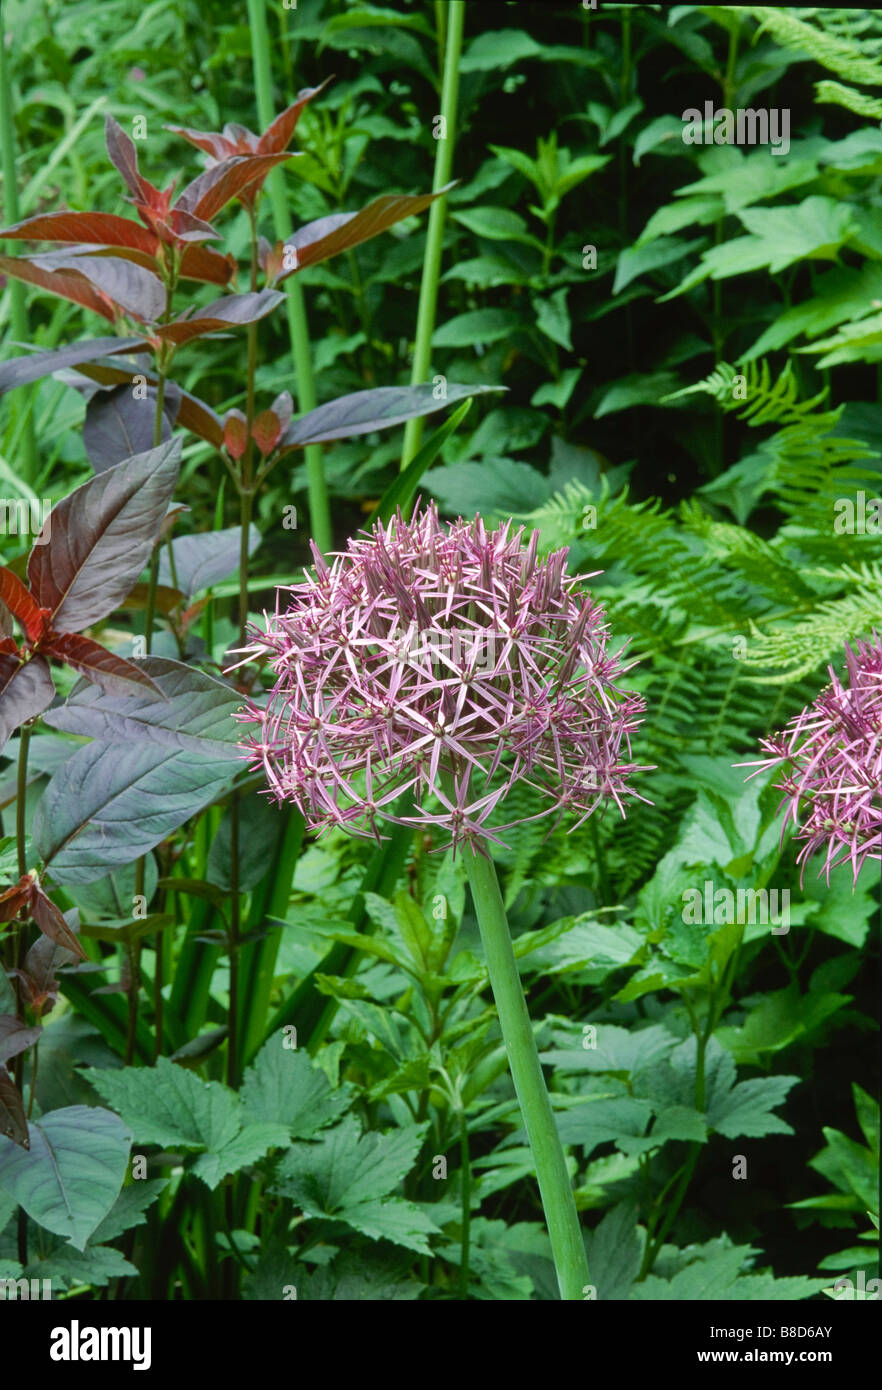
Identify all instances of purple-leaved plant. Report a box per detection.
[234,502,650,853]
[748,633,882,886]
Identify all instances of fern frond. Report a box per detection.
[815,80,882,118]
[749,7,882,88]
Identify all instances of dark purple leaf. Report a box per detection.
[156,524,261,596]
[43,654,245,758]
[26,438,181,632]
[175,154,295,222]
[25,251,165,322]
[83,382,180,472]
[32,888,86,960]
[0,337,144,394]
[0,656,55,755]
[0,210,157,253]
[44,633,166,700]
[0,1068,28,1148]
[0,253,119,322]
[70,359,222,447]
[260,80,331,152]
[105,115,151,200]
[32,739,238,885]
[155,290,285,345]
[0,566,44,640]
[278,383,502,453]
[0,1017,42,1066]
[277,184,455,279]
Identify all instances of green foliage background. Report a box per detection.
[0,1,879,1301]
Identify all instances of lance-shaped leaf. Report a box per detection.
[0,566,44,641]
[157,524,261,596]
[0,875,33,922]
[26,438,181,632]
[76,241,235,287]
[71,359,222,447]
[32,739,239,884]
[31,886,87,960]
[24,251,166,322]
[261,80,332,152]
[278,382,503,454]
[0,253,118,322]
[43,655,244,758]
[0,210,157,254]
[83,382,180,472]
[0,1104,131,1244]
[0,1017,42,1066]
[0,337,144,393]
[105,115,152,202]
[154,290,285,345]
[43,634,165,700]
[0,656,55,755]
[0,1069,28,1148]
[175,153,297,223]
[277,184,456,280]
[178,244,236,285]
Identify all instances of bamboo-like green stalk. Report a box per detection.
[463,847,591,1301]
[247,0,330,554]
[0,17,37,481]
[400,0,465,471]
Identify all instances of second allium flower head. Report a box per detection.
[752,634,882,886]
[236,503,651,853]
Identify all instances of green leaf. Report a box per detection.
[338,1197,440,1255]
[665,197,858,298]
[584,1203,642,1299]
[614,236,706,294]
[556,1097,654,1157]
[191,1123,289,1189]
[425,457,548,518]
[25,1244,137,1289]
[272,1116,439,1254]
[707,1071,798,1140]
[460,30,542,71]
[84,1056,239,1151]
[432,309,523,349]
[240,1035,351,1139]
[451,206,541,249]
[88,1178,168,1245]
[675,155,818,214]
[0,1105,131,1250]
[594,373,681,417]
[533,288,572,350]
[366,399,474,528]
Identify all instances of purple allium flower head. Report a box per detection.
[233,503,651,853]
[745,633,882,886]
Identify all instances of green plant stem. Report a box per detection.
[16,721,30,880]
[463,847,590,1300]
[142,372,168,652]
[225,208,262,1090]
[129,374,170,1065]
[247,0,329,554]
[13,725,31,1265]
[400,0,465,470]
[0,23,37,482]
[458,1110,471,1299]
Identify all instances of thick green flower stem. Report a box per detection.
[400,0,465,470]
[463,847,590,1300]
[247,0,330,555]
